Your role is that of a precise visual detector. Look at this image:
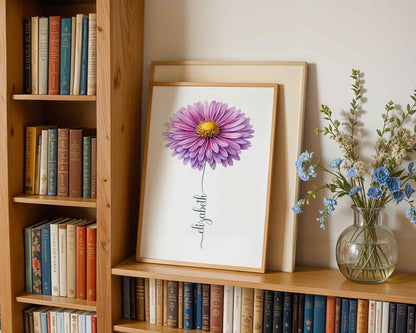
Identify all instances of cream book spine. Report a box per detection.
[50,222,60,296]
[31,16,39,94]
[149,278,156,324]
[87,13,97,95]
[381,302,389,333]
[66,222,77,298]
[368,300,376,333]
[223,285,234,333]
[39,129,49,195]
[70,16,76,95]
[59,223,68,297]
[375,301,383,333]
[253,289,264,333]
[73,14,85,95]
[64,310,72,333]
[38,17,48,95]
[33,310,41,333]
[34,135,41,194]
[233,286,242,333]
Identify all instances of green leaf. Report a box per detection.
[377,129,382,137]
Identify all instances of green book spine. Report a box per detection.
[82,136,91,198]
[25,227,33,293]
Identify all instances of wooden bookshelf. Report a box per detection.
[12,94,96,101]
[13,194,97,208]
[16,293,97,311]
[113,321,198,333]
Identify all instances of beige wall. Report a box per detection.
[142,0,416,273]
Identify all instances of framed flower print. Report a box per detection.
[136,82,278,272]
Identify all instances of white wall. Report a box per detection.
[142,0,416,273]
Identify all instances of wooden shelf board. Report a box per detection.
[112,257,416,304]
[16,293,96,311]
[114,321,198,333]
[13,194,96,208]
[12,94,96,101]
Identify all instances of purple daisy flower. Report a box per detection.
[164,101,254,170]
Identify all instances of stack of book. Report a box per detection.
[121,278,416,333]
[23,306,97,333]
[25,218,97,301]
[23,14,97,95]
[25,126,97,198]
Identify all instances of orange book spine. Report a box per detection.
[357,300,369,333]
[48,16,61,94]
[76,226,87,299]
[86,226,97,301]
[326,296,336,333]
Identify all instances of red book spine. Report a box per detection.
[48,16,60,95]
[326,296,336,333]
[76,226,87,299]
[210,284,224,333]
[47,311,51,332]
[86,226,97,300]
[91,315,97,333]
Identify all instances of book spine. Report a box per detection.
[242,287,254,333]
[341,299,349,333]
[273,291,284,333]
[70,313,79,333]
[375,301,383,333]
[136,278,145,321]
[194,283,202,330]
[25,127,37,194]
[86,314,92,333]
[232,286,242,333]
[60,18,72,95]
[396,304,408,333]
[57,312,64,333]
[50,224,60,296]
[70,16,76,94]
[87,13,96,95]
[73,14,84,95]
[25,227,33,293]
[349,299,358,333]
[149,278,156,324]
[59,225,67,297]
[122,276,131,320]
[179,281,185,328]
[368,300,376,333]
[82,136,91,198]
[408,305,415,333]
[282,292,293,333]
[92,315,97,333]
[24,18,32,94]
[40,312,47,332]
[31,228,42,294]
[292,294,298,333]
[326,296,336,333]
[298,294,305,333]
[39,130,49,195]
[79,314,86,333]
[66,224,77,298]
[76,226,87,299]
[64,312,71,333]
[263,290,273,333]
[35,135,41,194]
[91,137,97,199]
[167,281,179,328]
[31,17,39,94]
[313,295,326,333]
[156,279,163,325]
[357,300,369,333]
[50,311,57,333]
[194,282,198,328]
[41,225,51,295]
[48,129,58,195]
[184,282,194,329]
[334,298,342,333]
[381,302,389,333]
[48,16,60,95]
[57,128,69,196]
[38,17,49,95]
[145,278,150,322]
[388,303,396,333]
[130,277,137,320]
[24,308,30,332]
[163,280,168,326]
[33,311,41,333]
[210,284,224,333]
[69,129,82,197]
[253,289,264,333]
[80,17,89,95]
[86,226,97,301]
[223,286,234,333]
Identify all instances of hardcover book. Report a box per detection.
[349,299,358,333]
[136,278,145,321]
[197,283,203,330]
[130,277,137,320]
[83,136,92,198]
[164,280,168,326]
[60,18,72,95]
[31,16,39,94]
[57,128,69,196]
[263,290,274,333]
[40,129,49,195]
[273,291,284,333]
[223,286,234,333]
[298,294,305,333]
[357,300,369,333]
[326,296,336,333]
[145,278,150,322]
[48,129,58,196]
[149,278,156,324]
[292,293,298,333]
[283,292,293,333]
[375,301,383,333]
[67,220,81,298]
[167,281,179,328]
[50,218,67,296]
[381,302,389,333]
[77,220,94,299]
[201,284,210,332]
[341,299,349,333]
[23,18,31,94]
[233,286,242,333]
[313,295,326,333]
[31,226,43,294]
[70,16,76,94]
[122,276,131,320]
[91,137,97,198]
[87,13,97,95]
[48,16,61,95]
[80,17,89,95]
[41,223,52,295]
[388,303,396,333]
[396,304,408,333]
[184,282,194,329]
[156,279,163,325]
[210,285,224,333]
[368,300,376,333]
[38,17,49,95]
[253,289,264,333]
[407,305,415,333]
[59,221,69,297]
[73,14,85,95]
[86,223,97,301]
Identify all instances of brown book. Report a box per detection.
[210,284,224,333]
[167,281,178,328]
[241,288,254,333]
[178,281,184,328]
[326,296,336,333]
[57,128,69,196]
[86,223,97,301]
[334,297,342,333]
[163,280,168,326]
[48,16,60,95]
[145,278,150,322]
[156,279,164,325]
[202,284,210,331]
[91,137,97,198]
[253,289,264,333]
[357,300,369,333]
[136,278,145,321]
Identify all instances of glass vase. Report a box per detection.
[336,206,398,284]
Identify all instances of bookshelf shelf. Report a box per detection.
[112,257,416,305]
[12,94,96,101]
[114,321,199,333]
[13,194,96,208]
[16,293,97,311]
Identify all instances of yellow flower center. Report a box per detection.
[196,120,220,138]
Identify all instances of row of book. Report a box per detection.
[23,306,97,333]
[25,126,97,198]
[121,278,416,333]
[25,217,97,301]
[23,14,96,95]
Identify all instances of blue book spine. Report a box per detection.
[397,304,408,333]
[298,294,305,333]
[348,300,357,333]
[47,129,58,195]
[60,18,72,95]
[80,17,89,95]
[57,312,64,332]
[82,136,91,198]
[263,290,274,333]
[389,303,397,333]
[313,295,326,333]
[40,311,48,333]
[304,294,314,333]
[408,305,415,333]
[282,292,293,333]
[196,283,202,330]
[273,291,283,333]
[341,299,349,333]
[184,282,194,329]
[40,224,51,295]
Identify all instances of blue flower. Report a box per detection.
[367,187,383,200]
[406,207,416,218]
[409,162,415,175]
[349,186,362,196]
[373,167,390,185]
[347,167,359,178]
[405,184,415,199]
[392,190,404,203]
[411,217,416,224]
[292,199,304,214]
[323,197,337,211]
[386,177,401,193]
[330,158,344,168]
[308,165,317,178]
[295,151,315,182]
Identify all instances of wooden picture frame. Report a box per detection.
[136,82,279,273]
[150,61,308,272]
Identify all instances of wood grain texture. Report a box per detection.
[13,194,97,207]
[16,293,97,311]
[112,258,416,305]
[12,94,96,101]
[114,321,200,333]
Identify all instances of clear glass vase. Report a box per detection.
[336,206,398,284]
